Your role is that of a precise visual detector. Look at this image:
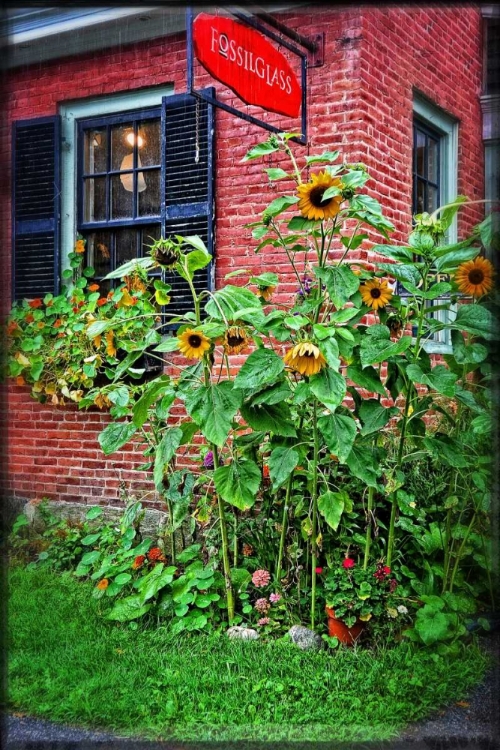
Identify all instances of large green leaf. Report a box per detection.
[249,379,292,406]
[359,399,399,436]
[345,444,380,487]
[406,364,457,397]
[450,330,488,365]
[234,348,285,390]
[240,402,296,437]
[176,249,211,282]
[376,262,422,289]
[106,595,152,622]
[154,428,183,491]
[451,304,496,340]
[423,436,469,468]
[268,446,299,489]
[264,194,299,218]
[414,606,450,645]
[317,491,347,531]
[132,378,174,428]
[214,459,261,510]
[98,421,137,455]
[184,381,242,447]
[204,285,264,324]
[347,365,387,397]
[136,563,177,604]
[435,246,480,271]
[314,266,359,308]
[360,325,412,366]
[317,412,357,463]
[371,244,414,262]
[309,368,346,410]
[318,337,341,371]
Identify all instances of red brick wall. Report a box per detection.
[1,5,484,508]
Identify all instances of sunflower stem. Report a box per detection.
[363,485,374,570]
[310,401,319,629]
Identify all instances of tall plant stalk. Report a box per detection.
[363,486,375,569]
[310,401,320,629]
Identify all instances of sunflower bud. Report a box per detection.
[151,238,180,269]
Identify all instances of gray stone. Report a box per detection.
[226,626,260,641]
[287,624,324,650]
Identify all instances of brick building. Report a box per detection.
[1,4,495,516]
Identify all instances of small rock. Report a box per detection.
[226,626,260,641]
[287,624,324,651]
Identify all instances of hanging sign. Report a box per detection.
[192,12,302,119]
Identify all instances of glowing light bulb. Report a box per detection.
[126,132,144,148]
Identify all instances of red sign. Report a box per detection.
[192,13,302,119]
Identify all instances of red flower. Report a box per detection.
[97,298,108,307]
[25,314,34,323]
[342,558,355,569]
[28,298,43,309]
[147,547,165,562]
[262,464,270,479]
[54,319,63,328]
[315,567,323,574]
[73,307,79,313]
[88,283,100,292]
[383,566,391,575]
[132,555,146,570]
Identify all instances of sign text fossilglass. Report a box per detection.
[192,13,302,119]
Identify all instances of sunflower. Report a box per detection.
[297,171,343,221]
[151,238,179,269]
[359,278,393,310]
[454,256,495,298]
[283,341,327,377]
[223,326,249,355]
[178,328,211,359]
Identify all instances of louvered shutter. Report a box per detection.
[12,116,60,301]
[161,91,215,318]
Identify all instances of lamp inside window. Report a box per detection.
[121,129,146,192]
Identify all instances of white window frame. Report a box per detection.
[413,93,459,354]
[59,85,173,277]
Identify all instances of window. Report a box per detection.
[411,94,459,352]
[12,87,215,322]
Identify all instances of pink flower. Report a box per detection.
[342,558,355,569]
[255,597,270,613]
[257,617,270,626]
[315,567,324,574]
[269,592,282,603]
[252,569,271,588]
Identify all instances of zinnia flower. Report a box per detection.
[359,279,393,310]
[315,567,324,574]
[252,569,271,588]
[177,329,211,359]
[223,326,249,355]
[255,597,270,613]
[297,171,343,221]
[342,558,355,569]
[283,341,326,377]
[257,617,270,626]
[97,579,109,590]
[242,543,254,557]
[454,256,495,297]
[132,555,146,570]
[147,547,164,562]
[269,592,282,603]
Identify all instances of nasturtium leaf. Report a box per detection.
[309,368,346,410]
[106,595,152,622]
[240,402,296,437]
[81,550,101,566]
[360,325,412,367]
[81,533,101,546]
[153,427,183,491]
[318,413,357,463]
[184,381,242,447]
[359,399,399,436]
[177,544,202,564]
[98,421,137,455]
[317,491,347,531]
[347,365,387,397]
[114,573,132,586]
[213,459,261,510]
[314,265,360,309]
[268,446,299,489]
[414,606,450,645]
[234,348,285,390]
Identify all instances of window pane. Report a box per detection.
[115,227,138,267]
[84,128,108,173]
[416,178,425,214]
[111,175,133,219]
[428,137,439,183]
[428,185,438,213]
[138,119,160,167]
[415,130,425,177]
[142,224,161,257]
[86,231,112,277]
[84,177,106,222]
[111,122,134,171]
[138,169,160,216]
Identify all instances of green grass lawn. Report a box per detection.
[7,565,491,744]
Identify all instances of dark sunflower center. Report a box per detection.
[468,269,484,284]
[370,288,382,298]
[302,352,315,359]
[227,334,244,346]
[189,335,202,347]
[310,186,332,208]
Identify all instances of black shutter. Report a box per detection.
[161,92,215,319]
[12,116,61,301]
